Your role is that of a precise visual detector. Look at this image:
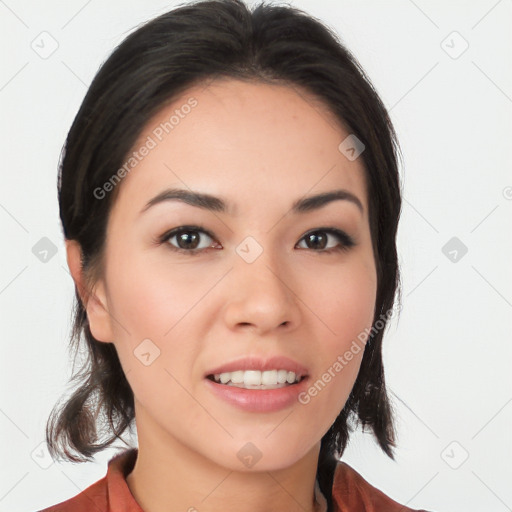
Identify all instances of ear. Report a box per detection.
[65,240,114,343]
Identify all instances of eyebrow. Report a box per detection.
[140,187,364,216]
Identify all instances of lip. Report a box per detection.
[205,375,310,413]
[205,356,309,379]
[204,356,310,413]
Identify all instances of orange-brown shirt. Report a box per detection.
[38,448,431,511]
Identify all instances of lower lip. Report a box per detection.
[205,377,310,413]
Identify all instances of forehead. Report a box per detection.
[112,78,368,219]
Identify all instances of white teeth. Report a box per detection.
[230,370,244,384]
[277,369,288,384]
[261,369,277,386]
[244,370,261,386]
[211,369,302,387]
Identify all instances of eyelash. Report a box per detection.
[156,224,356,256]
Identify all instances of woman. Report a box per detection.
[39,0,431,510]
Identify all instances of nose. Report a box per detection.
[222,247,301,335]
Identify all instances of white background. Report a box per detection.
[1,1,511,511]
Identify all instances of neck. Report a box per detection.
[126,409,324,512]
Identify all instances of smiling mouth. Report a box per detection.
[206,369,306,389]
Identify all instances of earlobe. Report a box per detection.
[65,240,114,343]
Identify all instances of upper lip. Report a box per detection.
[205,356,309,379]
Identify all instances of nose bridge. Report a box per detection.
[235,235,292,300]
[224,234,300,330]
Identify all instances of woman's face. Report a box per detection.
[86,78,377,471]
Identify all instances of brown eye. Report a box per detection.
[296,228,355,253]
[303,232,328,250]
[160,225,218,254]
[174,229,202,250]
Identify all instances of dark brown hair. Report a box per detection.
[47,1,403,509]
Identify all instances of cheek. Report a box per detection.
[316,257,377,344]
[302,258,376,412]
[103,252,202,413]
[103,247,225,390]
[105,247,214,338]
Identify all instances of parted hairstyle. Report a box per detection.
[46,1,403,510]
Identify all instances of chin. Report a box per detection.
[203,436,317,473]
